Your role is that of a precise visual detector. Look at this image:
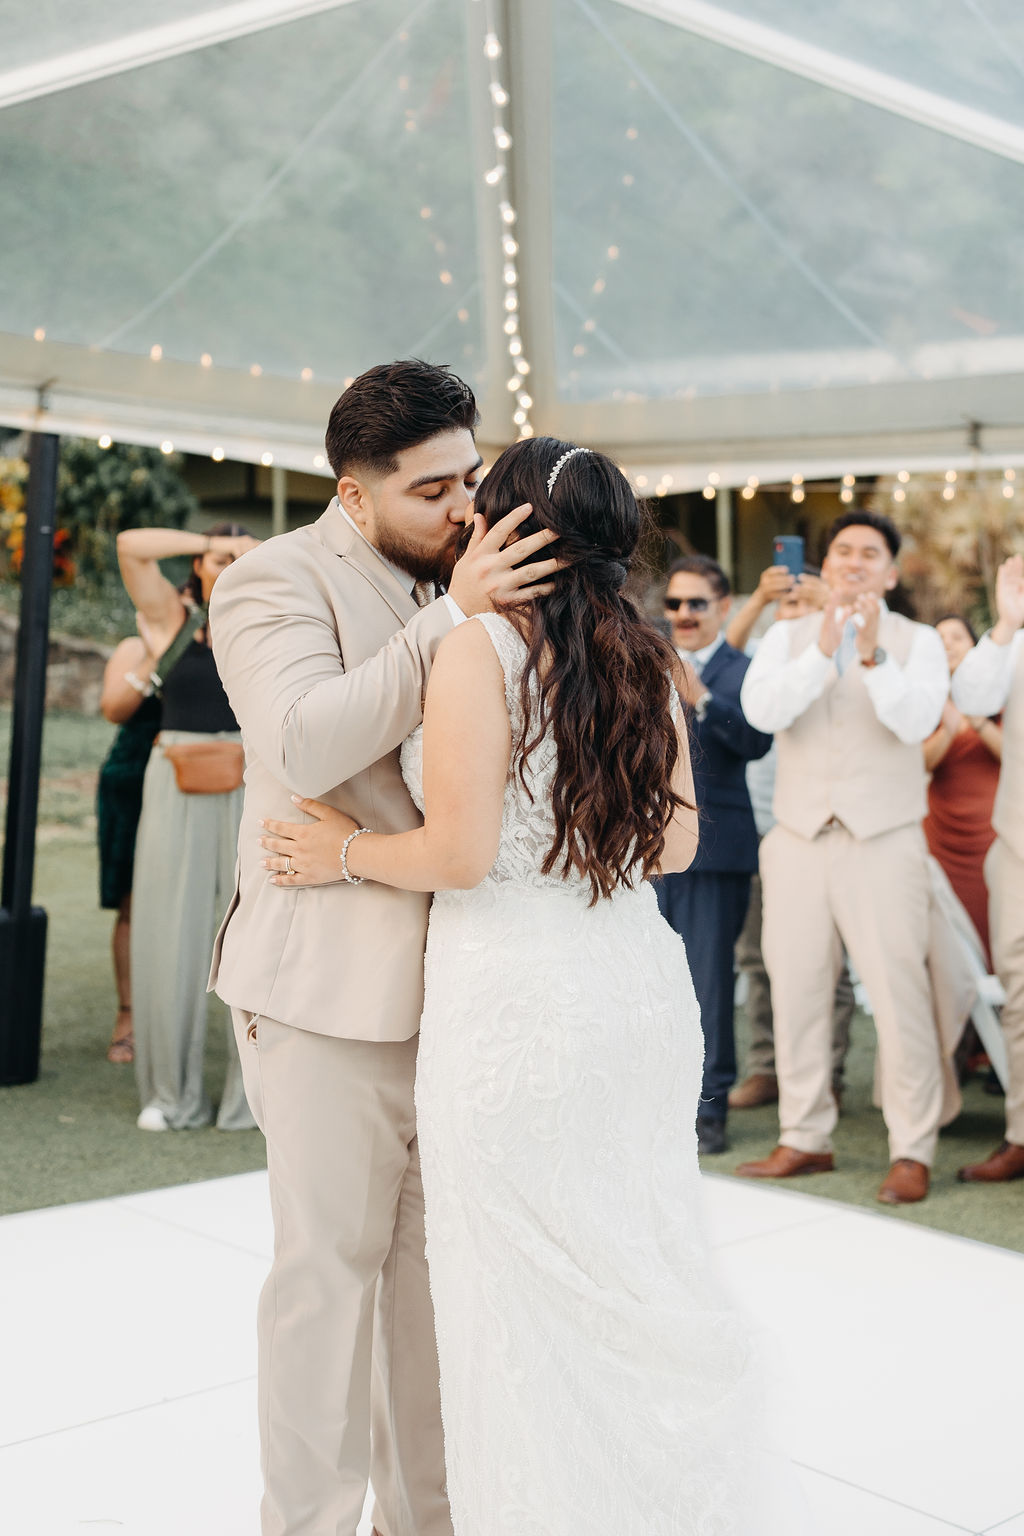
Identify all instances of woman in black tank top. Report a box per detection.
[116,522,260,1134]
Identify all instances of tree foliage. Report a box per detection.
[873,475,1024,629]
[56,438,197,586]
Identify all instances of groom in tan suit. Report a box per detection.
[208,361,559,1536]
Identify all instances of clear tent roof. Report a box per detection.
[1,0,1023,487]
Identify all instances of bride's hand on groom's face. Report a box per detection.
[259,796,359,887]
[447,504,564,616]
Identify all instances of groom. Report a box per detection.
[208,361,558,1536]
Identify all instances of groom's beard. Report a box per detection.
[374,517,461,587]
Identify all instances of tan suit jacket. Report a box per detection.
[207,502,453,1041]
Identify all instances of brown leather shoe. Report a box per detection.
[957,1141,1024,1183]
[735,1145,834,1179]
[728,1072,779,1109]
[877,1159,929,1204]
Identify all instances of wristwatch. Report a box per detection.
[859,647,887,669]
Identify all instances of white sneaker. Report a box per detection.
[136,1104,170,1132]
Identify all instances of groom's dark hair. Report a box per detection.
[325,360,479,480]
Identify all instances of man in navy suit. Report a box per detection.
[656,555,772,1155]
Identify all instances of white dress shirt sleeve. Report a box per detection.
[739,621,834,733]
[951,631,1023,716]
[442,593,467,627]
[860,623,949,743]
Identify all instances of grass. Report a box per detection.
[0,709,1021,1251]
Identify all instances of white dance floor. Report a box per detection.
[2,1171,1022,1536]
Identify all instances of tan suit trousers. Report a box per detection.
[986,837,1024,1146]
[233,1011,451,1536]
[761,821,943,1164]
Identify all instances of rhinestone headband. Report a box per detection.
[546,447,590,497]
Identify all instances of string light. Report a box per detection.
[842,474,855,486]
[791,486,806,503]
[313,454,326,469]
[249,364,263,377]
[300,367,314,382]
[160,440,173,454]
[1003,483,1015,499]
[839,487,853,503]
[33,327,45,341]
[893,487,906,503]
[211,447,225,462]
[1005,468,1016,481]
[97,434,112,449]
[942,484,955,500]
[150,344,163,361]
[701,485,715,500]
[478,2,535,444]
[897,469,910,483]
[945,469,957,482]
[260,451,274,466]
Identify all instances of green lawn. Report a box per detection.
[0,708,1021,1252]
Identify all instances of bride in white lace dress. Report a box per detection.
[263,438,796,1534]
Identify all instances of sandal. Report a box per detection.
[107,1008,134,1064]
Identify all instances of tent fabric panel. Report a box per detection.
[552,0,1024,404]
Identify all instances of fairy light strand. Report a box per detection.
[478,4,534,439]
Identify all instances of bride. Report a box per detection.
[260,438,765,1533]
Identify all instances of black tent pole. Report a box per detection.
[0,430,59,1085]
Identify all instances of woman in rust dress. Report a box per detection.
[923,615,1002,966]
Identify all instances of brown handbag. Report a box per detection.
[160,738,245,795]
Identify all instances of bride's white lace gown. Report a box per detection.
[401,614,757,1535]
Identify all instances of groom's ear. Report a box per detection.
[338,474,371,529]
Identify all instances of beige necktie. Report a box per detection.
[413,580,436,608]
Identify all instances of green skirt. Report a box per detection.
[96,695,161,909]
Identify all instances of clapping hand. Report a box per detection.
[817,592,846,658]
[993,555,1024,644]
[852,592,882,659]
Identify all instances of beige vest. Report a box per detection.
[994,644,1024,860]
[773,610,928,842]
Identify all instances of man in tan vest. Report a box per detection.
[953,553,1024,1183]
[735,512,948,1204]
[207,361,559,1536]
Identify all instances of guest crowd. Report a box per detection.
[97,499,1024,1207]
[655,513,1024,1205]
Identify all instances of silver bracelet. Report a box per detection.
[340,826,371,885]
[124,670,155,697]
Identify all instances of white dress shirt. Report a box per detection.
[951,630,1024,716]
[336,499,466,627]
[678,631,726,678]
[741,609,949,745]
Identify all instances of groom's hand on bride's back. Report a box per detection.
[447,504,563,616]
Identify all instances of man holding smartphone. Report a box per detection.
[737,512,948,1203]
[657,554,772,1155]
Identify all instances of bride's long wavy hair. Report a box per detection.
[472,436,688,904]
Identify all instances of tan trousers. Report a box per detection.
[986,837,1024,1146]
[735,868,856,1084]
[233,1011,452,1536]
[761,822,944,1164]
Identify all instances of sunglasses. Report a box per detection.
[664,596,712,613]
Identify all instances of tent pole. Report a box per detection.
[0,429,58,1085]
[271,464,287,538]
[715,485,734,585]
